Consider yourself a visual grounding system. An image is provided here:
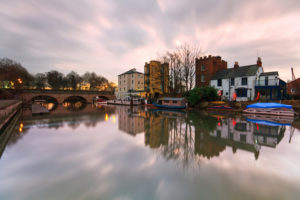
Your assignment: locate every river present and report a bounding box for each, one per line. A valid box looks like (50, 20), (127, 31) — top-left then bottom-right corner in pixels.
(0, 104), (300, 200)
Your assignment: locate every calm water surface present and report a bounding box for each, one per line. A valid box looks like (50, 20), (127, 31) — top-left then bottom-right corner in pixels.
(1, 104), (300, 200)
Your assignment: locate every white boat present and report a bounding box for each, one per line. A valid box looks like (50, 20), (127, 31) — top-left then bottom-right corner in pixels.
(107, 98), (142, 106)
(243, 103), (297, 117)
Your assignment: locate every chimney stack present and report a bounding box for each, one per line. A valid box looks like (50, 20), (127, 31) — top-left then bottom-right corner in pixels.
(234, 61), (239, 70)
(257, 57), (262, 67)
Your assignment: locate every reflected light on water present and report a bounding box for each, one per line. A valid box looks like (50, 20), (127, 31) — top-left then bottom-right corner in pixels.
(112, 115), (116, 123)
(19, 123), (23, 133)
(105, 113), (109, 121)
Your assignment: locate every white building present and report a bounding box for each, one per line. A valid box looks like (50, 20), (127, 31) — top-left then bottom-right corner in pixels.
(210, 58), (263, 101)
(116, 68), (144, 99)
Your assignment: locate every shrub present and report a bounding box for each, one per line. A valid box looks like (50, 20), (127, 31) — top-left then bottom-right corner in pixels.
(186, 86), (218, 106)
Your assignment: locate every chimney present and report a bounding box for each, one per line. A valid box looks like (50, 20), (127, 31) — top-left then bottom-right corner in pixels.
(257, 57), (262, 67)
(234, 61), (239, 70)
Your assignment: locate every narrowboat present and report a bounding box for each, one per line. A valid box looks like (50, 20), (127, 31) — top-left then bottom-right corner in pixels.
(243, 103), (297, 117)
(107, 96), (143, 106)
(152, 97), (186, 109)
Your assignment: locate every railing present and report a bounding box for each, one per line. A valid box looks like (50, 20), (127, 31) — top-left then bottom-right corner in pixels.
(255, 79), (279, 87)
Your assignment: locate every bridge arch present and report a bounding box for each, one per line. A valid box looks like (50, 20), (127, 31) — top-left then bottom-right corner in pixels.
(31, 95), (58, 111)
(95, 95), (109, 101)
(63, 95), (87, 103)
(63, 96), (87, 111)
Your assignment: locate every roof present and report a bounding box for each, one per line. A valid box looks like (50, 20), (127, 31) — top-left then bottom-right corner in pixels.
(119, 68), (143, 76)
(212, 65), (260, 80)
(260, 71), (278, 76)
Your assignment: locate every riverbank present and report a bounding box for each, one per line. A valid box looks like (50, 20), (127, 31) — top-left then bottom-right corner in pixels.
(0, 100), (22, 131)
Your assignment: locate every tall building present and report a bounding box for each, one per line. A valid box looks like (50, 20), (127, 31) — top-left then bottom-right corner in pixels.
(116, 68), (144, 99)
(144, 60), (169, 98)
(195, 55), (227, 87)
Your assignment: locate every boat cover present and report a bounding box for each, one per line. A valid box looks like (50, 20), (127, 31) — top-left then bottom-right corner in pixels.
(246, 103), (292, 109)
(246, 118), (291, 126)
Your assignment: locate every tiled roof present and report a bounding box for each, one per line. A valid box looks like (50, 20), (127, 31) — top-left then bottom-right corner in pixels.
(212, 65), (260, 80)
(260, 71), (278, 76)
(119, 68), (143, 76)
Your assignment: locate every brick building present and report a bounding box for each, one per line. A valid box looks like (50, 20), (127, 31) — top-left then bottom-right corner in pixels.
(144, 60), (169, 98)
(287, 78), (300, 99)
(195, 55), (227, 87)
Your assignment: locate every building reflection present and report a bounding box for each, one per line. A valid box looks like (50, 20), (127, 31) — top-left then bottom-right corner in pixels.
(116, 106), (144, 136)
(115, 106), (287, 162)
(144, 110), (171, 148)
(209, 117), (285, 160)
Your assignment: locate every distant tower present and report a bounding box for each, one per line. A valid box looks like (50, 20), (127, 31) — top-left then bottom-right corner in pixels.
(292, 67), (296, 81)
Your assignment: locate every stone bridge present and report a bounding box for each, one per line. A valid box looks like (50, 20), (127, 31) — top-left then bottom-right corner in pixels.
(19, 89), (115, 104)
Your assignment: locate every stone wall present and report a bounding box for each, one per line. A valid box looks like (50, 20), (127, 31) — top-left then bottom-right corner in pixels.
(0, 100), (22, 131)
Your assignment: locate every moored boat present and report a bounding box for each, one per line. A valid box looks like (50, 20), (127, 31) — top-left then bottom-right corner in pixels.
(107, 96), (143, 106)
(243, 103), (297, 117)
(152, 97), (186, 109)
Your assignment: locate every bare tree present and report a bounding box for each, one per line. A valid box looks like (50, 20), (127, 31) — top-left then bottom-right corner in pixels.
(158, 44), (202, 93)
(178, 44), (202, 91)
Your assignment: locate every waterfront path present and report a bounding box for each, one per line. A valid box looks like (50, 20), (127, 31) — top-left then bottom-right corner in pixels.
(0, 100), (20, 110)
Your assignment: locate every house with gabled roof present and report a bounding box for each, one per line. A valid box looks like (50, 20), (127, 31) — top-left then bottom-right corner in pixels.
(210, 58), (263, 101)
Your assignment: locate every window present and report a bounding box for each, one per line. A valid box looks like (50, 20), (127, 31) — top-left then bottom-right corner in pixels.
(265, 76), (269, 86)
(201, 75), (205, 82)
(235, 123), (247, 132)
(132, 80), (134, 84)
(236, 88), (247, 97)
(138, 81), (140, 84)
(240, 134), (247, 142)
(201, 65), (205, 71)
(241, 77), (248, 85)
(230, 78), (235, 86)
(173, 101), (177, 103)
(217, 79), (222, 87)
(217, 130), (221, 138)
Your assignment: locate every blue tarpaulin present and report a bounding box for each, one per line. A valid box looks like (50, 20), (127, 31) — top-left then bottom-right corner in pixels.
(246, 103), (292, 109)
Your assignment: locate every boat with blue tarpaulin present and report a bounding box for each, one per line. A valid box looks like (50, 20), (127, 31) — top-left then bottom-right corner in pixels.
(243, 102), (297, 117)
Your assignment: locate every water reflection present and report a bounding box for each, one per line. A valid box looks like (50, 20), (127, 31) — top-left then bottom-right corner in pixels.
(6, 105), (294, 163)
(115, 107), (292, 162)
(1, 105), (300, 200)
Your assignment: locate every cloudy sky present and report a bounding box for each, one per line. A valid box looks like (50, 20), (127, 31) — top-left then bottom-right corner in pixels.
(0, 0), (300, 82)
